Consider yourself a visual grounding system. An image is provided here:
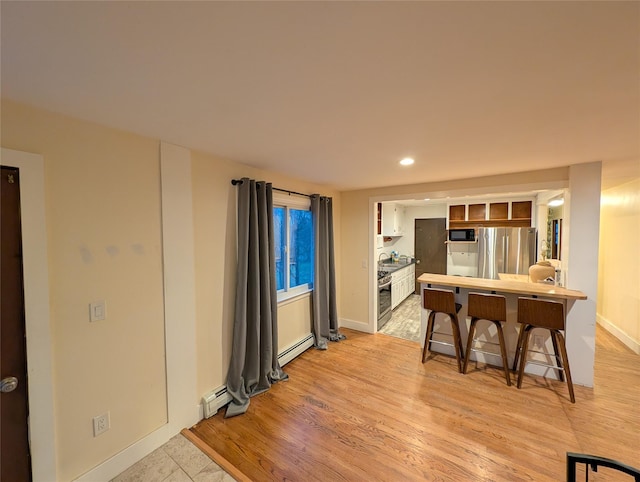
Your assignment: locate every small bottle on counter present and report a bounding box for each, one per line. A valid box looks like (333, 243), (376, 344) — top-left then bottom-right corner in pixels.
(555, 268), (562, 287)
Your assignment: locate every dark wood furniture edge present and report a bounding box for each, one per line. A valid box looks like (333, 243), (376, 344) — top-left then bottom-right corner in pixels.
(449, 219), (531, 229)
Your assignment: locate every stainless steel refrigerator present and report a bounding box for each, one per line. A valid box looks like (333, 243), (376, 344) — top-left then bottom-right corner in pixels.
(477, 227), (537, 279)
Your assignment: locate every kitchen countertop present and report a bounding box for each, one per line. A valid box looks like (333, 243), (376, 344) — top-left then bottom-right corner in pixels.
(497, 273), (530, 282)
(417, 273), (586, 300)
(378, 259), (415, 275)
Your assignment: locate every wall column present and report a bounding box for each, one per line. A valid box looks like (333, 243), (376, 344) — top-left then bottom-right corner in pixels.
(565, 161), (602, 387)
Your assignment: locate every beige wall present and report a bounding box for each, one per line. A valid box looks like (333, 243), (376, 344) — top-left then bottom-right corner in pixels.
(191, 150), (340, 397)
(2, 100), (341, 480)
(5, 95), (622, 477)
(598, 178), (640, 352)
(2, 100), (167, 480)
(339, 168), (569, 326)
(3, 96), (627, 476)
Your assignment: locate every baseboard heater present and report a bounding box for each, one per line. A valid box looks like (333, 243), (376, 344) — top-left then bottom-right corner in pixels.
(201, 333), (314, 418)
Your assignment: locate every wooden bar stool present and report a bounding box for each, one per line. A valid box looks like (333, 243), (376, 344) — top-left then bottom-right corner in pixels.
(422, 288), (464, 373)
(462, 293), (511, 386)
(513, 297), (575, 403)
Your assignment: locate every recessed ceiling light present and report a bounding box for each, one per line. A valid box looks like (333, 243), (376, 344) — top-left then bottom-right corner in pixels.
(424, 198), (430, 201)
(399, 157), (414, 166)
(549, 199), (564, 207)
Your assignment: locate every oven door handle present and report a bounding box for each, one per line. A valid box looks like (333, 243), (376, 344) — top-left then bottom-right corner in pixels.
(378, 280), (392, 289)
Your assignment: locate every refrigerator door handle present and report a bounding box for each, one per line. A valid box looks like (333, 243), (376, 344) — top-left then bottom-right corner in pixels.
(502, 235), (506, 274)
(505, 235), (509, 272)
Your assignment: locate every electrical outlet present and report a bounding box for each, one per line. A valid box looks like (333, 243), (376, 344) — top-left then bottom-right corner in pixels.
(93, 412), (110, 437)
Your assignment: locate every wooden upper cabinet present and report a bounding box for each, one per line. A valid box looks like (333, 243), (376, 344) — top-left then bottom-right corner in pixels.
(449, 205), (465, 221)
(512, 201), (533, 219)
(468, 204), (486, 221)
(449, 199), (533, 229)
(489, 202), (509, 220)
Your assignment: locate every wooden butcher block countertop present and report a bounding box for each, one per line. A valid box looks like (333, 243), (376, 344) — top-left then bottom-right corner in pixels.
(417, 273), (587, 301)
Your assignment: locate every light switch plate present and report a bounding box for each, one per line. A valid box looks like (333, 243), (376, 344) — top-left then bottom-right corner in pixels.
(90, 301), (106, 322)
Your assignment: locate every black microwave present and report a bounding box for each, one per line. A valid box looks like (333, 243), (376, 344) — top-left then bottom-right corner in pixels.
(449, 228), (475, 242)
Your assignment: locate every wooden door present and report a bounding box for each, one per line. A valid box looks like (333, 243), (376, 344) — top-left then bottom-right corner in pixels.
(414, 218), (447, 292)
(1, 166), (32, 480)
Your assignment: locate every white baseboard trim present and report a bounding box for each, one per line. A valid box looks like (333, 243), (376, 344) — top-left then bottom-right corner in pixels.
(75, 424), (174, 482)
(74, 403), (201, 482)
(77, 332), (315, 480)
(278, 333), (315, 367)
(596, 314), (640, 355)
(200, 333), (315, 419)
(339, 317), (374, 334)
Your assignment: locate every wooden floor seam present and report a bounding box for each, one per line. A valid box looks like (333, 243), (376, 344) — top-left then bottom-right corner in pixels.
(181, 428), (251, 482)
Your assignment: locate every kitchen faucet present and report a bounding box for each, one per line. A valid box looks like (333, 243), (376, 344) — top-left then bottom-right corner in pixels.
(378, 252), (389, 264)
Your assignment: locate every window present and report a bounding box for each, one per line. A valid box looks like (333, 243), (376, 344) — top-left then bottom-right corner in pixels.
(273, 192), (314, 301)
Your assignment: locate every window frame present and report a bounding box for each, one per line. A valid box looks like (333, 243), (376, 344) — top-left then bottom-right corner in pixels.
(273, 192), (314, 303)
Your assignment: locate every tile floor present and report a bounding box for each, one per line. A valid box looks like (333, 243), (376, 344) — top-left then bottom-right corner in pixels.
(378, 294), (421, 342)
(111, 433), (235, 482)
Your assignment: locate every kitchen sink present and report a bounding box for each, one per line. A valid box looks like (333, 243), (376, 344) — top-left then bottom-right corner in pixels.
(379, 260), (413, 268)
(379, 262), (401, 268)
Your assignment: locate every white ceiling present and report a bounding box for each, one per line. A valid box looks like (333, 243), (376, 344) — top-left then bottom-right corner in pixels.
(393, 188), (565, 208)
(2, 1), (638, 191)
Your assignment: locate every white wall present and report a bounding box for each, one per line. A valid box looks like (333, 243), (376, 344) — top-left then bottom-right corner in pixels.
(375, 203), (447, 261)
(447, 243), (478, 277)
(564, 162), (602, 386)
(1, 100), (341, 481)
(597, 178), (640, 353)
(536, 189), (566, 263)
(398, 204), (448, 256)
(3, 101), (168, 480)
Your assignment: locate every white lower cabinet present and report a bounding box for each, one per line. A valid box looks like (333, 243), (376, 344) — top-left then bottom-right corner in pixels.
(404, 265), (415, 300)
(391, 276), (400, 309)
(391, 264), (416, 310)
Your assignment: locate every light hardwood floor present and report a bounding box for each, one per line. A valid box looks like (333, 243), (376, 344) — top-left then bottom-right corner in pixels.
(191, 326), (639, 481)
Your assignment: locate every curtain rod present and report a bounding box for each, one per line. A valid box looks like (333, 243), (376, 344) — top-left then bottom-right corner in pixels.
(231, 179), (312, 199)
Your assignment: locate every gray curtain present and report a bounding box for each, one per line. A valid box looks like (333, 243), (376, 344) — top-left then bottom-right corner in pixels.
(311, 195), (344, 349)
(226, 178), (287, 418)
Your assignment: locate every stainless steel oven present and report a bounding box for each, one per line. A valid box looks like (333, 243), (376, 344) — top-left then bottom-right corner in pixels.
(378, 273), (392, 330)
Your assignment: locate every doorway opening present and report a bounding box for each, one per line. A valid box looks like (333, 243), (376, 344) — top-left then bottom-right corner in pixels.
(0, 148), (56, 480)
(1, 165), (32, 480)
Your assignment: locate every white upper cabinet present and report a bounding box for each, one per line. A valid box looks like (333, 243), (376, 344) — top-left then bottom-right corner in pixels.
(382, 203), (405, 236)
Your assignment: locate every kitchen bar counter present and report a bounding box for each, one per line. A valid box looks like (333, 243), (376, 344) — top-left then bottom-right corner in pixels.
(417, 273), (587, 383)
(496, 273), (529, 283)
(417, 273), (586, 300)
